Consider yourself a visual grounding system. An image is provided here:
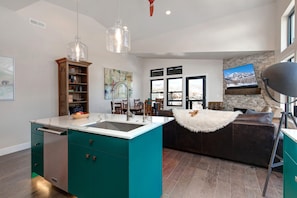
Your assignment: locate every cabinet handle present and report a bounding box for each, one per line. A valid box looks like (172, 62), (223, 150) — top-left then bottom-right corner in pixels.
(92, 156), (97, 161)
(34, 163), (38, 167)
(35, 143), (40, 146)
(295, 176), (297, 183)
(89, 139), (94, 145)
(85, 153), (90, 159)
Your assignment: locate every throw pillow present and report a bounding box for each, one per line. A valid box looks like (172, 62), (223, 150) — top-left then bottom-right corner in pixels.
(239, 109), (273, 124)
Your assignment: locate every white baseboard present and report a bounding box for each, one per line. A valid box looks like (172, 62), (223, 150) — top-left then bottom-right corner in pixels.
(0, 142), (30, 156)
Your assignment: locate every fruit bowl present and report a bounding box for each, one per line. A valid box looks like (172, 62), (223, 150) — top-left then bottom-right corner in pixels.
(71, 112), (89, 119)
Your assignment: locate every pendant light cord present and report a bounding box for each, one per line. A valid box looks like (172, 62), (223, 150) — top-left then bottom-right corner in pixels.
(76, 0), (79, 38)
(116, 0), (120, 21)
(67, 0), (88, 61)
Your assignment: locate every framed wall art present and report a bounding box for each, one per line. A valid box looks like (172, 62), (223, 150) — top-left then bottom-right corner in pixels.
(0, 56), (14, 101)
(104, 68), (133, 100)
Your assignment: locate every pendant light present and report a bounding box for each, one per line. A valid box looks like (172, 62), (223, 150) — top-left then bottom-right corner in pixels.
(67, 0), (88, 62)
(106, 0), (131, 53)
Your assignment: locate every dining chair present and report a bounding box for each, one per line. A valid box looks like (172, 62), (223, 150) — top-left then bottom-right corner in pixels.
(134, 99), (141, 107)
(122, 99), (128, 109)
(144, 99), (152, 116)
(155, 98), (164, 110)
(111, 101), (123, 114)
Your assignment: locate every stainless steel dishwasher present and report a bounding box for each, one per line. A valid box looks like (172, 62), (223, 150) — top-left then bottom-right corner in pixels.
(38, 127), (68, 192)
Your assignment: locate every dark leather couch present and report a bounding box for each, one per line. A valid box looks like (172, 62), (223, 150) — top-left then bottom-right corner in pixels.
(158, 110), (281, 168)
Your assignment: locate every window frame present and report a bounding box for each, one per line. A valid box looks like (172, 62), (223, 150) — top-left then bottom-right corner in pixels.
(167, 66), (183, 75)
(166, 77), (183, 107)
(150, 79), (164, 101)
(150, 68), (164, 77)
(287, 56), (296, 113)
(288, 8), (295, 46)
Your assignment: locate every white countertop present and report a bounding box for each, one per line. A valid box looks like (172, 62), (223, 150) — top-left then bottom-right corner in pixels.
(282, 128), (297, 143)
(31, 113), (174, 139)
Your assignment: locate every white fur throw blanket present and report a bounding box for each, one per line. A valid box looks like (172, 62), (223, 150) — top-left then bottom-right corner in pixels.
(172, 109), (242, 133)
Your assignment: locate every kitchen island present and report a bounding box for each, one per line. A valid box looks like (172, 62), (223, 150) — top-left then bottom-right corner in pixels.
(31, 113), (173, 198)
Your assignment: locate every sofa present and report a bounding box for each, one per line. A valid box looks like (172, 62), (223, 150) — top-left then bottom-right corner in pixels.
(158, 109), (282, 168)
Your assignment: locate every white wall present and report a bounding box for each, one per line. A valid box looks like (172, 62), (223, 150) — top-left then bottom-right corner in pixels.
(141, 59), (223, 109)
(276, 0), (297, 61)
(0, 1), (143, 155)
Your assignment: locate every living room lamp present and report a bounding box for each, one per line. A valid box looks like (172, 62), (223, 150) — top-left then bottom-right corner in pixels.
(67, 0), (88, 62)
(261, 62), (297, 196)
(106, 0), (131, 53)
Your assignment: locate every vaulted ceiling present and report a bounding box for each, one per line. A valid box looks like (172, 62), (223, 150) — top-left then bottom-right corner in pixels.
(0, 0), (276, 59)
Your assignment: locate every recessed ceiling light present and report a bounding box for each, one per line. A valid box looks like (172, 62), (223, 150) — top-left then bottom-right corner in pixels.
(165, 10), (171, 15)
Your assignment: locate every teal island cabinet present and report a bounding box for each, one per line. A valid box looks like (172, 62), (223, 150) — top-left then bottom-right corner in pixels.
(283, 129), (297, 198)
(30, 113), (172, 198)
(31, 123), (44, 177)
(68, 126), (162, 198)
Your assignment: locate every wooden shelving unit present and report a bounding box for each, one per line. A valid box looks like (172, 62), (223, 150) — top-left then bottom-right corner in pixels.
(225, 87), (261, 95)
(56, 57), (92, 116)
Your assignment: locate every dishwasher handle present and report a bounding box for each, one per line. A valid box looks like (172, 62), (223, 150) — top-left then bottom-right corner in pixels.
(37, 127), (66, 135)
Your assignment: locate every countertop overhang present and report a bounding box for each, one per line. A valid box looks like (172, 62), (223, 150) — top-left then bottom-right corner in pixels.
(31, 113), (174, 139)
(282, 128), (297, 143)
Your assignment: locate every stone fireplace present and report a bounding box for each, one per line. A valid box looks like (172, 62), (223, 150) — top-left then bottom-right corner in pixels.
(223, 51), (278, 111)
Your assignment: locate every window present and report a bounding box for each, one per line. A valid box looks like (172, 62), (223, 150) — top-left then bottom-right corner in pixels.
(167, 66), (182, 75)
(150, 66), (183, 107)
(150, 79), (164, 100)
(167, 77), (182, 106)
(150, 68), (164, 77)
(288, 8), (295, 46)
(287, 56), (296, 113)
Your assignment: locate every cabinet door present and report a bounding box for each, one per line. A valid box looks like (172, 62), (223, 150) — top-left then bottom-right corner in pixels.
(31, 123), (44, 177)
(31, 153), (43, 177)
(284, 135), (297, 161)
(68, 144), (128, 198)
(68, 129), (128, 156)
(31, 132), (43, 154)
(284, 135), (297, 198)
(284, 153), (297, 198)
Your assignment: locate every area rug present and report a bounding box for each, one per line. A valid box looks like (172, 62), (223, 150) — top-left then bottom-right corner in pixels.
(172, 109), (242, 132)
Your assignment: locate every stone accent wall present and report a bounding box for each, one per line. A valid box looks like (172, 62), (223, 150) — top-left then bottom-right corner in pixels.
(223, 51), (277, 111)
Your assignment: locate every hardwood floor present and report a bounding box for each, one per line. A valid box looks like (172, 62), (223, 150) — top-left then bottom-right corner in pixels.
(162, 148), (282, 198)
(0, 148), (282, 198)
(0, 149), (75, 198)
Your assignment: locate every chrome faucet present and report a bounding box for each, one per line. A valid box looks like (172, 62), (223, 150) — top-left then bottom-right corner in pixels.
(112, 81), (131, 121)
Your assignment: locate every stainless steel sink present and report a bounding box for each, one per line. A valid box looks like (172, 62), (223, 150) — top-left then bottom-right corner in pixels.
(86, 121), (144, 132)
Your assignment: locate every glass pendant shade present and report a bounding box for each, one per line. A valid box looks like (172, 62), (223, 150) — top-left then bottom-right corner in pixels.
(106, 19), (131, 53)
(67, 36), (88, 62)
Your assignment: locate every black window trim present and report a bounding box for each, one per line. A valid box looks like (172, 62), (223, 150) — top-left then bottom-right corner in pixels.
(167, 65), (183, 75)
(288, 8), (295, 46)
(166, 77), (183, 107)
(150, 78), (164, 101)
(150, 68), (164, 77)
